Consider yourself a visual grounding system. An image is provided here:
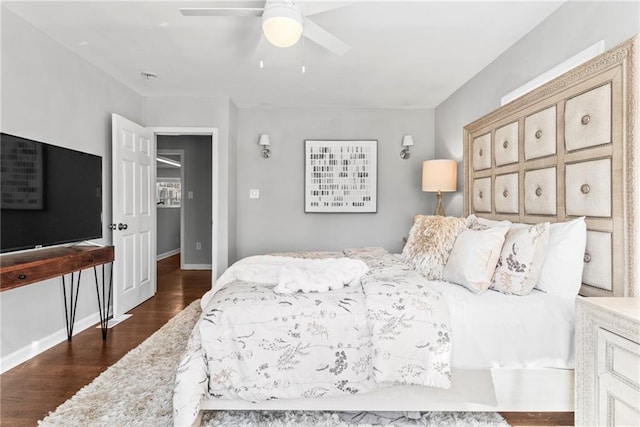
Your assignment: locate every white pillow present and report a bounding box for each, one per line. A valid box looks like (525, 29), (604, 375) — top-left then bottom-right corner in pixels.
(466, 214), (512, 230)
(443, 226), (509, 294)
(491, 223), (550, 296)
(536, 217), (587, 295)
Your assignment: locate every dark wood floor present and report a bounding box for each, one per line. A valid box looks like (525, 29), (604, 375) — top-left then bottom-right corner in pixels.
(0, 254), (573, 426)
(0, 254), (211, 426)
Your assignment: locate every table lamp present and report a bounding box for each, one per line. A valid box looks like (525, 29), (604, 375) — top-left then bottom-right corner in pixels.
(422, 159), (457, 216)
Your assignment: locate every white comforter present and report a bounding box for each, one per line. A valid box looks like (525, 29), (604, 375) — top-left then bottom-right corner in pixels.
(204, 255), (369, 297)
(173, 251), (452, 426)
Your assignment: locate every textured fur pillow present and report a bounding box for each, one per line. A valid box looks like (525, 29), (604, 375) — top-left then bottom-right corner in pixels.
(402, 215), (467, 279)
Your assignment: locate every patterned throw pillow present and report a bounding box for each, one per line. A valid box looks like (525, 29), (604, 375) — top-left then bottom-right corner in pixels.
(490, 223), (550, 295)
(466, 214), (513, 230)
(402, 215), (467, 280)
(442, 226), (510, 293)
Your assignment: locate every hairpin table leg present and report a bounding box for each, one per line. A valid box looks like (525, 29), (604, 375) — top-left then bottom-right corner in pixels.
(94, 262), (113, 340)
(61, 271), (82, 341)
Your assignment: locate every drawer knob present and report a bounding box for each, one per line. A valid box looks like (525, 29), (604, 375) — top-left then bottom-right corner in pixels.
(584, 252), (592, 263)
(479, 148), (483, 157)
(581, 114), (591, 125)
(503, 140), (509, 149)
(503, 189), (509, 198)
(535, 187), (543, 197)
(535, 130), (543, 139)
(479, 191), (484, 199)
(18, 274), (27, 280)
(581, 184), (591, 194)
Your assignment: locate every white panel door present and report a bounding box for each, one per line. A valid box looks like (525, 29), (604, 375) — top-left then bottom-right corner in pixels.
(111, 114), (156, 317)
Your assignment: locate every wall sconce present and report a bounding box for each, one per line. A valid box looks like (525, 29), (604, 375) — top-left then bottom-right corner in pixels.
(400, 135), (414, 159)
(422, 159), (457, 216)
(258, 134), (271, 158)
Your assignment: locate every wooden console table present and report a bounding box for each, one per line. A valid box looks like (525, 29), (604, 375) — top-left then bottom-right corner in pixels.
(0, 246), (115, 340)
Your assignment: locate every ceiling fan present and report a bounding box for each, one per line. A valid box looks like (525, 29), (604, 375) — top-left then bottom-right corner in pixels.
(179, 0), (350, 55)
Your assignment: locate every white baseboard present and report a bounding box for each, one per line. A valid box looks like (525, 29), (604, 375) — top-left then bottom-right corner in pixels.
(0, 312), (101, 374)
(96, 313), (132, 329)
(182, 264), (212, 270)
(157, 249), (180, 261)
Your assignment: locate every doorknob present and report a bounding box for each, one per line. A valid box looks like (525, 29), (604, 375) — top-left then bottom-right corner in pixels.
(109, 223), (117, 230)
(118, 223), (128, 230)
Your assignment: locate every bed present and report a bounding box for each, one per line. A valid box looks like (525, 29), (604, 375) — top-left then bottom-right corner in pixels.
(173, 35), (638, 427)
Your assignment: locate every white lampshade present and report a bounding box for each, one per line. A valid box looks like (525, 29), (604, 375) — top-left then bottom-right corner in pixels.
(258, 134), (271, 146)
(261, 4), (303, 48)
(422, 159), (457, 192)
(402, 135), (415, 147)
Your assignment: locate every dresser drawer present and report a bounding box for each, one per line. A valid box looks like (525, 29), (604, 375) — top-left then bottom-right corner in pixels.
(598, 328), (640, 388)
(597, 327), (640, 426)
(72, 248), (114, 270)
(598, 373), (640, 427)
(0, 246), (114, 291)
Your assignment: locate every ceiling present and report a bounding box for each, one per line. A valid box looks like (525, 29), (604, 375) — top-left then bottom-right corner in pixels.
(3, 1), (565, 108)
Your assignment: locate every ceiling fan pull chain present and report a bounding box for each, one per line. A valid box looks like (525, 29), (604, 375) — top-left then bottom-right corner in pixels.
(301, 36), (306, 74)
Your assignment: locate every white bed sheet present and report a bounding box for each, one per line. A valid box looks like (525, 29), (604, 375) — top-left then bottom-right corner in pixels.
(429, 281), (576, 369)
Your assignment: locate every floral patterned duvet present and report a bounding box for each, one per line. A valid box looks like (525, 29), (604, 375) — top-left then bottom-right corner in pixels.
(173, 248), (451, 426)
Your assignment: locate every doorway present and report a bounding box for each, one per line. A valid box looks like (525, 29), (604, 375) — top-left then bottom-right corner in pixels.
(156, 150), (184, 262)
(151, 128), (218, 275)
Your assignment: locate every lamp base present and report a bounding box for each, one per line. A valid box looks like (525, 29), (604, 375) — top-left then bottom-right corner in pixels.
(434, 191), (445, 216)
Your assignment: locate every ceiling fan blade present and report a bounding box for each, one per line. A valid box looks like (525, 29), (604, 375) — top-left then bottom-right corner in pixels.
(302, 17), (349, 55)
(297, 1), (349, 17)
(180, 7), (263, 17)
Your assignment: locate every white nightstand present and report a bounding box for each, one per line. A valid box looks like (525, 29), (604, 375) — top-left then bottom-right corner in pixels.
(575, 297), (640, 426)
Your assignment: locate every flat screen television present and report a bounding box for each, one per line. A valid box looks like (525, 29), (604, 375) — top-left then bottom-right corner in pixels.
(1, 132), (102, 253)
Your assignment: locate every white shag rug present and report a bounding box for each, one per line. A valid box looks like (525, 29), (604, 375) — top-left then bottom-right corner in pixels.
(39, 300), (509, 427)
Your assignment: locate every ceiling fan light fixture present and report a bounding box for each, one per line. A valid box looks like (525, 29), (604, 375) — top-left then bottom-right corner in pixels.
(261, 3), (303, 48)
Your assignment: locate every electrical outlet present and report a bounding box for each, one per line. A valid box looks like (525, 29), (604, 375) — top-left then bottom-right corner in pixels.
(249, 189), (260, 199)
(196, 242), (202, 250)
(188, 191), (194, 199)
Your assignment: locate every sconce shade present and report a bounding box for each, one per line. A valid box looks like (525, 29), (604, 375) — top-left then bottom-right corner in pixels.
(258, 134), (271, 146)
(258, 134), (272, 158)
(402, 135), (415, 147)
(261, 3), (303, 48)
(422, 159), (457, 192)
(400, 134), (414, 159)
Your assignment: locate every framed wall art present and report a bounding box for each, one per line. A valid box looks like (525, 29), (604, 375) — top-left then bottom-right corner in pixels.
(304, 139), (377, 213)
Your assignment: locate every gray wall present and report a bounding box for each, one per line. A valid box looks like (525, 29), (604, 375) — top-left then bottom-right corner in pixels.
(235, 108), (435, 259)
(0, 8), (143, 360)
(157, 208), (181, 256)
(228, 101), (239, 264)
(434, 0), (640, 217)
(157, 136), (212, 267)
(156, 167), (181, 257)
(143, 97), (230, 276)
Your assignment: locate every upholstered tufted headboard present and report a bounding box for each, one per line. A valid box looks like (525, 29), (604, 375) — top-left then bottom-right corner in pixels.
(463, 35), (638, 297)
